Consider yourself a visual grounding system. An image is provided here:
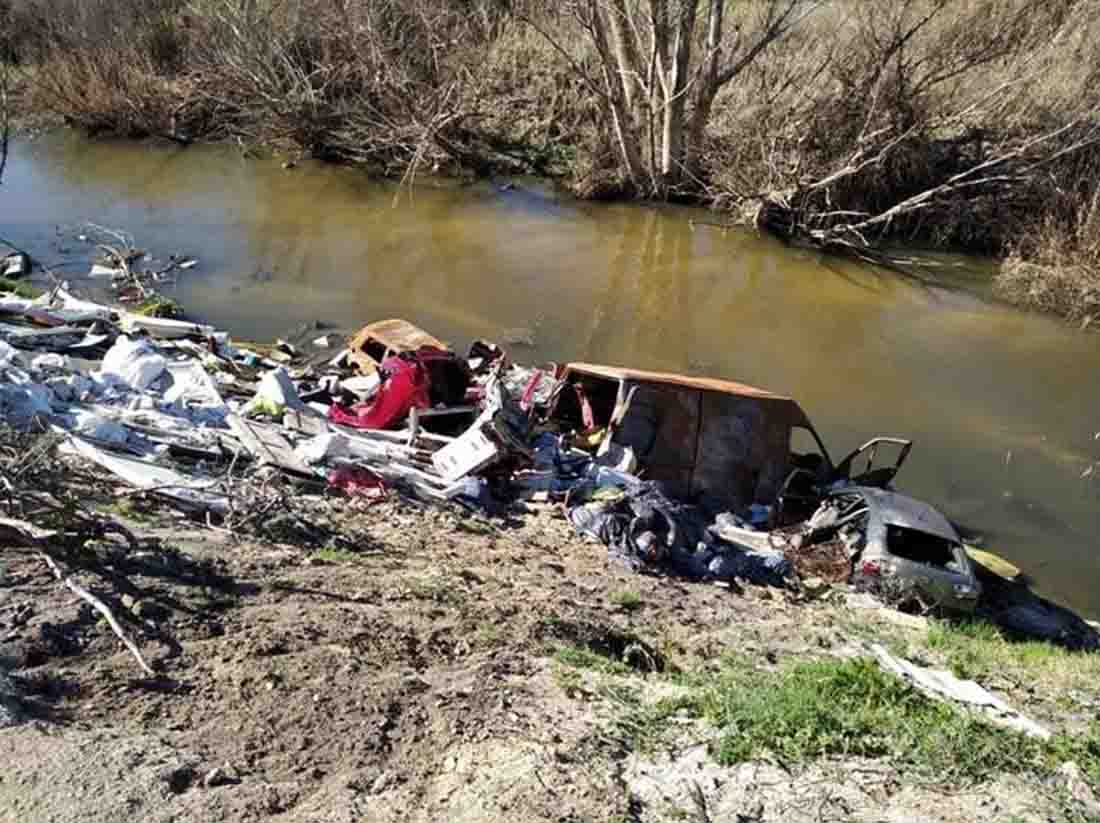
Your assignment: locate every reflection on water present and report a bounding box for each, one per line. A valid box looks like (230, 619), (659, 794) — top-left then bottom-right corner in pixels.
(4, 132), (1099, 617)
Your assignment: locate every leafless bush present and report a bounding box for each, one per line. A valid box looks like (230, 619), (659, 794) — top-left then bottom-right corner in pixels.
(15, 0), (516, 169)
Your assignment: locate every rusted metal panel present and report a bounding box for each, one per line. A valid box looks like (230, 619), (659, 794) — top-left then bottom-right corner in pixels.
(614, 383), (699, 499)
(551, 361), (823, 510)
(346, 319), (446, 374)
(563, 362), (795, 403)
(692, 394), (795, 509)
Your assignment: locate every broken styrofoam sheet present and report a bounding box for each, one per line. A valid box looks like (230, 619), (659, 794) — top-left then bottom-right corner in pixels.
(88, 263), (124, 278)
(340, 373), (380, 399)
(295, 432), (402, 466)
(2, 253), (29, 278)
(869, 643), (1051, 739)
(31, 353), (70, 372)
(119, 313), (216, 340)
(61, 435), (229, 515)
(331, 456), (480, 503)
(83, 403), (226, 451)
(0, 340), (23, 366)
(68, 410), (130, 445)
(0, 296), (37, 316)
(710, 515), (779, 553)
(49, 287), (115, 322)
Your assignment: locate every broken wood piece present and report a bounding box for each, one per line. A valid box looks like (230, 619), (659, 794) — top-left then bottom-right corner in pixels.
(284, 408), (330, 437)
(226, 414), (315, 477)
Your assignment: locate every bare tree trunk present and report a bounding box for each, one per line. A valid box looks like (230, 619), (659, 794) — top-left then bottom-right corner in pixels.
(659, 0), (697, 187)
(688, 0), (815, 177)
(605, 0), (642, 111)
(589, 2), (648, 190)
(685, 0), (723, 176)
(0, 62), (9, 186)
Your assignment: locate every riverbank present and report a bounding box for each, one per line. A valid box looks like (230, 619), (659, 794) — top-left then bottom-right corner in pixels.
(2, 448), (1099, 822)
(0, 235), (1098, 820)
(3, 1), (1100, 326)
(4, 134), (1100, 622)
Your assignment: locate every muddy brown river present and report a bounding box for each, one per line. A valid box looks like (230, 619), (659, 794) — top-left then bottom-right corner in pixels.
(3, 132), (1098, 618)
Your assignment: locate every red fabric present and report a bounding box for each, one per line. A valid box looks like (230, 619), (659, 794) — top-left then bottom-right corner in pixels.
(327, 466), (386, 501)
(520, 368), (544, 412)
(573, 384), (596, 430)
(328, 355), (431, 430)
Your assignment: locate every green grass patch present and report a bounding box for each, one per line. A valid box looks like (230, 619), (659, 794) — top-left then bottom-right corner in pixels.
(609, 589), (643, 612)
(133, 295), (183, 318)
(615, 654), (1100, 787)
(555, 643), (634, 676)
(314, 547), (366, 564)
(926, 619), (1100, 690)
(0, 277), (43, 299)
(704, 658), (1039, 782)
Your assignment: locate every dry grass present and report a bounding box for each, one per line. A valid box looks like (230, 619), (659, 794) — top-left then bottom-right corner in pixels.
(997, 184), (1100, 323)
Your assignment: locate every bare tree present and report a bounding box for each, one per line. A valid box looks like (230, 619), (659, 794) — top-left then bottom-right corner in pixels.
(746, 0), (1100, 260)
(526, 0), (822, 197)
(0, 61), (9, 185)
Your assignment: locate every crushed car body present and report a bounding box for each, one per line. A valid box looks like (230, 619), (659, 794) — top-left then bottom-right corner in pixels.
(346, 318), (447, 375)
(810, 487), (982, 612)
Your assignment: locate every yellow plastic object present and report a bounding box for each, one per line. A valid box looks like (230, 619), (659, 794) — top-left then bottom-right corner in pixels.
(965, 546), (1022, 581)
(575, 427), (608, 452)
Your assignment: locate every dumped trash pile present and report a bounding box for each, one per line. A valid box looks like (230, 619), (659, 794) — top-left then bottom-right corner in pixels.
(1, 239), (1097, 653)
(0, 283), (803, 587)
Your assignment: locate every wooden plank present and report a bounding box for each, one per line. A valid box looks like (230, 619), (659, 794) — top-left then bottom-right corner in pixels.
(227, 414), (315, 476)
(284, 408), (331, 437)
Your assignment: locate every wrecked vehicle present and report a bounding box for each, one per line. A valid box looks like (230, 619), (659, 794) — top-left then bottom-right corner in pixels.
(346, 318), (447, 374)
(809, 487), (982, 612)
(547, 362), (912, 519)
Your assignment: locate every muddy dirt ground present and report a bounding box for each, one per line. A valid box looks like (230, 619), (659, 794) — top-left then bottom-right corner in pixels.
(0, 494), (1093, 822)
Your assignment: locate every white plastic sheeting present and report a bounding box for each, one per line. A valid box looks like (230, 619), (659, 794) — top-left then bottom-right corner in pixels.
(98, 336), (167, 391)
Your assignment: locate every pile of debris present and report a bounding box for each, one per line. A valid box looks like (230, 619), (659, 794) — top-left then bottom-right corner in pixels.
(0, 247), (1096, 651)
(0, 288), (798, 584)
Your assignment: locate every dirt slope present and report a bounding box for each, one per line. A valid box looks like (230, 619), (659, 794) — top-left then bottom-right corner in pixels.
(0, 499), (1090, 822)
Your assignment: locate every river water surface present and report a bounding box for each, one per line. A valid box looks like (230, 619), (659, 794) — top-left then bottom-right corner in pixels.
(4, 133), (1098, 617)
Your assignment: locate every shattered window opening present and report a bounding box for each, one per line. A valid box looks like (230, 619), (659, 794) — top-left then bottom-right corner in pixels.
(553, 375), (619, 431)
(885, 525), (958, 569)
(789, 426), (826, 466)
(359, 338), (388, 365)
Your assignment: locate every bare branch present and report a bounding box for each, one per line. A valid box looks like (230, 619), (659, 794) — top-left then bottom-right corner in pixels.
(39, 552), (157, 678)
